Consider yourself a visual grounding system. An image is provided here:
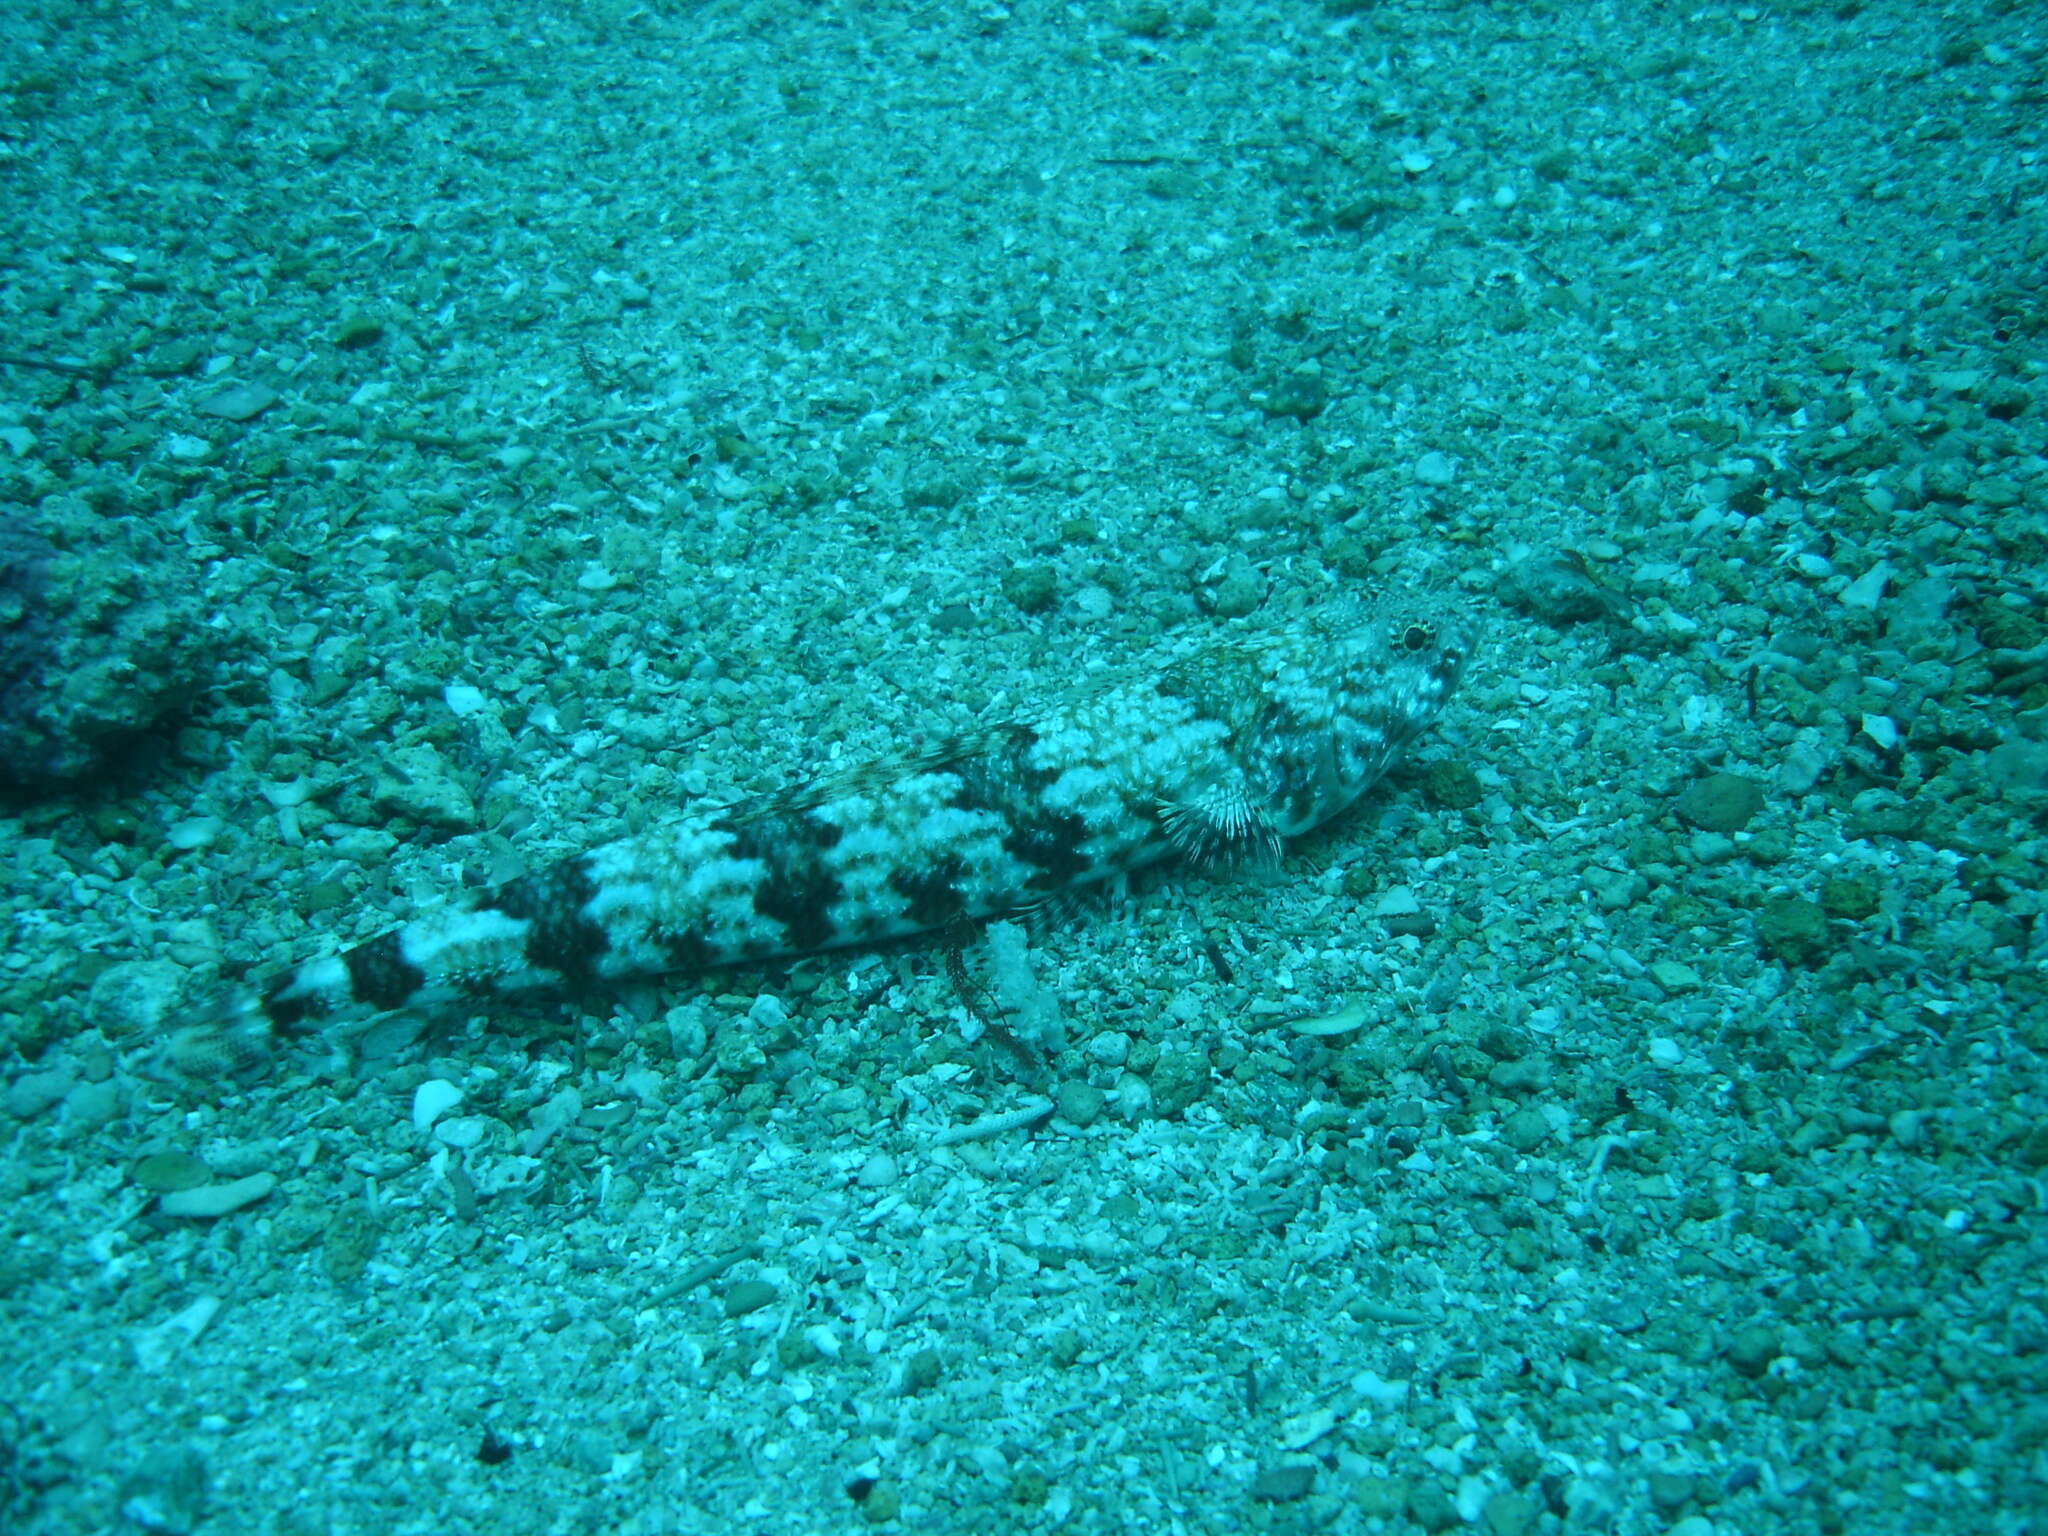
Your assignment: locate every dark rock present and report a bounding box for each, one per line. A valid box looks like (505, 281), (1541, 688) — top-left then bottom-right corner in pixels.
(0, 504), (227, 793)
(1000, 563), (1057, 614)
(1250, 1461), (1317, 1502)
(1756, 895), (1831, 966)
(1499, 551), (1627, 626)
(1675, 772), (1764, 833)
(723, 1278), (777, 1318)
(1726, 1321), (1781, 1378)
(1251, 367), (1328, 421)
(193, 381), (277, 421)
(1423, 759), (1483, 810)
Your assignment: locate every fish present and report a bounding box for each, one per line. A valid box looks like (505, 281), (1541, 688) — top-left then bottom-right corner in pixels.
(163, 597), (1470, 1076)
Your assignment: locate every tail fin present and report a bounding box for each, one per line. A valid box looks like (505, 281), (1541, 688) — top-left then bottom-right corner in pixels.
(150, 903), (555, 1083)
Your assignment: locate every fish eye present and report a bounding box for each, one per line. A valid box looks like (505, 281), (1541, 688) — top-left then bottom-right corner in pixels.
(1394, 620), (1437, 653)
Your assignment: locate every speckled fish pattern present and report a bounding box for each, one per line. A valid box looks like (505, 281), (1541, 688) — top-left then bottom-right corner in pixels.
(242, 604), (1469, 1039)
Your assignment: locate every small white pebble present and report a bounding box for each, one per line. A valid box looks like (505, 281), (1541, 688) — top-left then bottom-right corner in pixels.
(1287, 1001), (1372, 1038)
(1454, 1475), (1491, 1523)
(1648, 1037), (1685, 1068)
(1351, 1370), (1410, 1408)
(443, 683), (488, 717)
(1413, 450), (1457, 487)
(1689, 831), (1737, 866)
(1860, 714), (1899, 751)
(164, 817), (222, 851)
(1399, 150), (1433, 174)
(1648, 959), (1701, 993)
(1792, 552), (1833, 579)
(1113, 1072), (1153, 1121)
(856, 1152), (898, 1189)
(435, 1115), (493, 1150)
(930, 1098), (1053, 1148)
(1074, 584), (1116, 620)
(1086, 1031), (1130, 1068)
(1278, 1406), (1339, 1451)
(1375, 886), (1421, 918)
(1840, 560), (1891, 610)
(259, 777), (313, 809)
(1490, 184), (1517, 209)
(159, 1172), (277, 1218)
(412, 1078), (463, 1133)
(133, 1295), (223, 1374)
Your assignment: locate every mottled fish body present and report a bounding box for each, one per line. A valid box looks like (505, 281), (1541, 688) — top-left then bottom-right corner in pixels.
(184, 601), (1468, 1064)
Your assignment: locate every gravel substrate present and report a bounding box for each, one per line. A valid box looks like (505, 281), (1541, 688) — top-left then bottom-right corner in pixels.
(2, 2), (2045, 1533)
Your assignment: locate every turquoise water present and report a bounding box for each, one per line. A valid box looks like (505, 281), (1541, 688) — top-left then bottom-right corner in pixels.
(0, 2), (2043, 1532)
